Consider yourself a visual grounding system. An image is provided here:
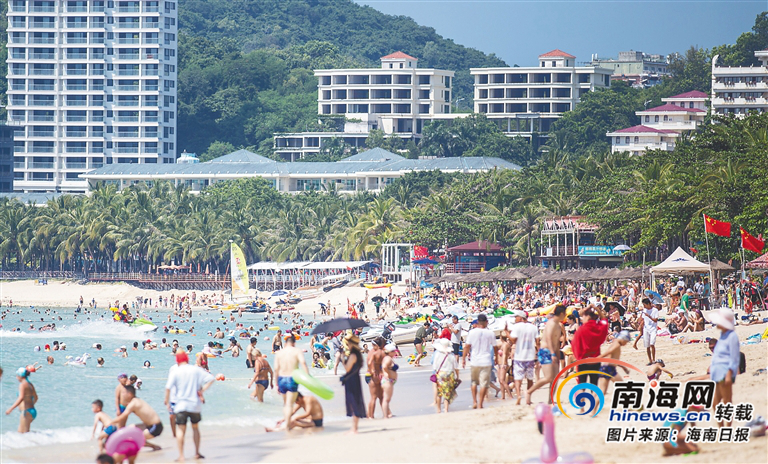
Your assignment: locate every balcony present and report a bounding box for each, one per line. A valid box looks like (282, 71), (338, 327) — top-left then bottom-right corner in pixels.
(31, 53), (55, 59)
(65, 147), (87, 153)
(31, 162), (55, 167)
(143, 84), (159, 91)
(118, 6), (140, 12)
(91, 84), (105, 91)
(91, 37), (105, 44)
(117, 100), (139, 107)
(91, 52), (105, 59)
(66, 6), (88, 12)
(31, 6), (57, 12)
(65, 22), (89, 29)
(66, 162), (87, 169)
(118, 54), (140, 60)
(115, 147), (139, 153)
(117, 70), (140, 76)
(65, 69), (88, 76)
(31, 69), (55, 76)
(144, 38), (159, 44)
(117, 22), (140, 29)
(117, 132), (139, 138)
(30, 100), (55, 106)
(30, 37), (56, 44)
(9, 83), (25, 91)
(89, 131), (104, 137)
(118, 38), (140, 44)
(144, 116), (158, 122)
(144, 132), (158, 139)
(65, 100), (88, 106)
(30, 84), (55, 91)
(30, 115), (55, 122)
(14, 162), (25, 169)
(117, 85), (139, 91)
(67, 84), (88, 91)
(66, 131), (87, 137)
(30, 131), (55, 137)
(67, 53), (88, 59)
(66, 37), (88, 44)
(66, 116), (88, 122)
(90, 115), (105, 122)
(116, 116), (139, 122)
(90, 21), (105, 28)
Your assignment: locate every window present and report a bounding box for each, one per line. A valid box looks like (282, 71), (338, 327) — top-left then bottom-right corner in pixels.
(654, 115), (659, 122)
(663, 115), (668, 121)
(625, 137), (630, 144)
(644, 116), (649, 122)
(633, 137), (639, 143)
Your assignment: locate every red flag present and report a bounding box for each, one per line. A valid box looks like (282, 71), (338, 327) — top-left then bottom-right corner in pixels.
(740, 227), (765, 254)
(704, 215), (731, 237)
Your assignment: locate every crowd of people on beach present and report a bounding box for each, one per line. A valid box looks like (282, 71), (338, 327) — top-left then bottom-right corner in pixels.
(1, 272), (766, 462)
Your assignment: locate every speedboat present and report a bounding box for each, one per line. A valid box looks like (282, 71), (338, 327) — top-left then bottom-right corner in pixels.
(391, 324), (421, 345)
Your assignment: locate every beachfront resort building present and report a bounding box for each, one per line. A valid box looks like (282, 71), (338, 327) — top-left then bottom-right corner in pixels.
(80, 147), (520, 193)
(539, 216), (623, 269)
(5, 0), (178, 193)
(607, 90), (708, 155)
(273, 52), (457, 161)
(470, 50), (612, 142)
(590, 50), (670, 88)
(711, 50), (768, 116)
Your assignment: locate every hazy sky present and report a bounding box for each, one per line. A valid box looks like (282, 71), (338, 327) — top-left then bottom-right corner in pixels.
(354, 0), (766, 66)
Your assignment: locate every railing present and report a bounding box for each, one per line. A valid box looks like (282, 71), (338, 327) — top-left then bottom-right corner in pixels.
(30, 131), (55, 137)
(31, 38), (56, 44)
(66, 131), (87, 137)
(30, 85), (55, 91)
(67, 53), (88, 59)
(65, 147), (87, 153)
(118, 54), (140, 60)
(31, 161), (55, 168)
(31, 7), (57, 12)
(31, 69), (55, 76)
(118, 38), (140, 44)
(30, 99), (55, 106)
(117, 85), (139, 91)
(31, 53), (54, 59)
(444, 262), (488, 274)
(0, 271), (79, 280)
(66, 162), (87, 169)
(30, 115), (55, 122)
(67, 85), (88, 91)
(539, 245), (579, 257)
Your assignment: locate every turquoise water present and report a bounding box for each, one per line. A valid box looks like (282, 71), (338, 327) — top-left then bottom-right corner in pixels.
(0, 307), (319, 450)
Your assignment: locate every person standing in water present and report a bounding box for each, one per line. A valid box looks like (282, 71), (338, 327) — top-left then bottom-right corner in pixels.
(273, 335), (309, 431)
(5, 367), (38, 433)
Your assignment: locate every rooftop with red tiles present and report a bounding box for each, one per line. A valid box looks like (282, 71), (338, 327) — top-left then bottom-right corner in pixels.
(539, 49), (576, 59)
(380, 51), (418, 61)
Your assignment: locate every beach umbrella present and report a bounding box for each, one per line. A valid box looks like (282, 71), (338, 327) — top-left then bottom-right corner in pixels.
(644, 290), (664, 305)
(613, 245), (631, 252)
(371, 296), (385, 302)
(310, 317), (369, 335)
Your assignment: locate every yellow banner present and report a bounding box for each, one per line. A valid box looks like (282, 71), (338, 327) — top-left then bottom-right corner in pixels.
(230, 243), (249, 295)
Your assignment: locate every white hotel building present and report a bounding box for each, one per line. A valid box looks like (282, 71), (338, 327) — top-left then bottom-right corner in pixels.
(6, 0), (178, 193)
(471, 50), (612, 140)
(711, 50), (768, 117)
(274, 52), (456, 161)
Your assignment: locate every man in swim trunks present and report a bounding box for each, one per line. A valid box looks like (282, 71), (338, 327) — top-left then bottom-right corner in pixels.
(265, 392), (324, 431)
(245, 336), (259, 369)
(5, 367), (38, 433)
(598, 330), (631, 394)
(114, 373), (131, 427)
(273, 334), (309, 431)
(272, 330), (284, 353)
(110, 385), (163, 451)
(526, 304), (566, 405)
(247, 349), (274, 402)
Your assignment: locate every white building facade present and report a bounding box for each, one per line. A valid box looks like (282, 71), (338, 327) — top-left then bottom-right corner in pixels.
(606, 125), (679, 156)
(471, 50), (612, 139)
(274, 52), (455, 161)
(711, 50), (768, 117)
(6, 0), (178, 193)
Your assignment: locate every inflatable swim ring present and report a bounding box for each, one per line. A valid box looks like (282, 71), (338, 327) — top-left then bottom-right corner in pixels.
(268, 326), (280, 331)
(292, 368), (334, 400)
(105, 425), (145, 457)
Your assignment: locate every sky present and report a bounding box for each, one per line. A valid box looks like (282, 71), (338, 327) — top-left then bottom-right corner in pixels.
(354, 0), (766, 66)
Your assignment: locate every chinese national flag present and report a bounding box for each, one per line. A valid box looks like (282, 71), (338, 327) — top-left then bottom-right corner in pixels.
(704, 215), (731, 237)
(740, 227), (765, 254)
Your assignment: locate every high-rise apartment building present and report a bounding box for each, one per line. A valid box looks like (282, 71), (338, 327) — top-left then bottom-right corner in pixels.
(6, 0), (178, 193)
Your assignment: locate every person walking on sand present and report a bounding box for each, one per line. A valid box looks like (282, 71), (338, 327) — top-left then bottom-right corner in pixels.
(433, 338), (460, 413)
(110, 385), (163, 451)
(526, 304), (567, 405)
(164, 351), (215, 462)
(708, 307), (740, 427)
(462, 314), (497, 409)
(5, 367), (38, 433)
(247, 349), (273, 402)
(366, 337), (385, 418)
(273, 334), (309, 431)
(634, 298), (658, 364)
(340, 331), (367, 433)
(510, 310), (539, 405)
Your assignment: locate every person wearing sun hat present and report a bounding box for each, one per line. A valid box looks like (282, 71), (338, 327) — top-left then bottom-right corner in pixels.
(708, 307), (740, 426)
(340, 330), (366, 433)
(432, 338), (460, 413)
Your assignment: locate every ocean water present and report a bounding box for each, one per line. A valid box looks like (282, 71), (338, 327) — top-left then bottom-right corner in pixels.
(0, 307), (320, 450)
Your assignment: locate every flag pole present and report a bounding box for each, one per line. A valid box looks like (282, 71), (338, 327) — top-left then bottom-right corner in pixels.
(703, 214), (715, 290)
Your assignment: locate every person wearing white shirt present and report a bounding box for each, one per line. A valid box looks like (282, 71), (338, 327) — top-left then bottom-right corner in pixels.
(509, 310), (539, 405)
(462, 314), (497, 409)
(164, 351), (215, 461)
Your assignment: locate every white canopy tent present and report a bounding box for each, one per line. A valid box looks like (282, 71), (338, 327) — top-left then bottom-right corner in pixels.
(651, 247), (710, 274)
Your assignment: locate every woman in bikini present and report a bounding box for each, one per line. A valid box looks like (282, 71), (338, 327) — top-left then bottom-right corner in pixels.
(247, 350), (273, 402)
(381, 344), (399, 418)
(6, 367), (38, 433)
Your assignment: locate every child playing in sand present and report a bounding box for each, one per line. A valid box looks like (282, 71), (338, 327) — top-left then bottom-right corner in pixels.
(646, 360), (673, 381)
(662, 406), (702, 457)
(91, 399), (115, 452)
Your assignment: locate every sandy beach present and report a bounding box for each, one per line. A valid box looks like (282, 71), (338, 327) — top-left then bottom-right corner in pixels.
(1, 286), (766, 464)
(0, 279), (385, 318)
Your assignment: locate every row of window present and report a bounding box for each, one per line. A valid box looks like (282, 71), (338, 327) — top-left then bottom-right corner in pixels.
(476, 103), (572, 113)
(8, 109), (174, 123)
(319, 89), (450, 101)
(614, 136), (670, 144)
(22, 125), (164, 137)
(715, 92), (766, 101)
(715, 76), (768, 85)
(9, 16), (170, 29)
(9, 94), (168, 106)
(9, 47), (174, 60)
(476, 73), (592, 85)
(15, 141), (161, 155)
(9, 1), (171, 14)
(318, 75), (448, 86)
(477, 88), (573, 99)
(8, 78), (164, 91)
(9, 31), (175, 45)
(9, 63), (176, 77)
